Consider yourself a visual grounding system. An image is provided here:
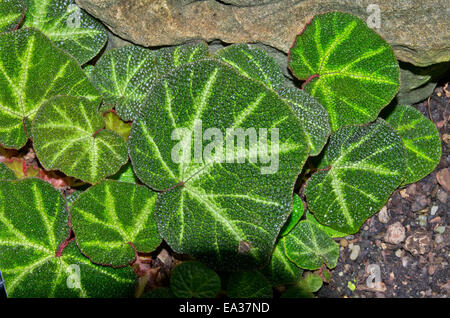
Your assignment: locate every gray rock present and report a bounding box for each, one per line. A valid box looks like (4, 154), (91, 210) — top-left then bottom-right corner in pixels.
(75, 0), (450, 67)
(384, 222), (406, 244)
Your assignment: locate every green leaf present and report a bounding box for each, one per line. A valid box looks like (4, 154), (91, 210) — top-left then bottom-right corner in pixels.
(70, 180), (161, 266)
(214, 44), (330, 156)
(23, 0), (107, 64)
(215, 43), (285, 91)
(170, 261), (221, 298)
(289, 12), (400, 131)
(305, 119), (407, 233)
(109, 162), (140, 184)
(0, 178), (136, 297)
(262, 239), (303, 286)
(31, 96), (128, 184)
(282, 220), (339, 270)
(129, 59), (309, 270)
(305, 211), (349, 238)
(280, 193), (304, 237)
(0, 28), (101, 149)
(91, 42), (209, 120)
(278, 88), (330, 155)
(385, 105), (442, 185)
(0, 0), (25, 33)
(227, 270), (273, 298)
(0, 162), (16, 180)
(300, 272), (323, 292)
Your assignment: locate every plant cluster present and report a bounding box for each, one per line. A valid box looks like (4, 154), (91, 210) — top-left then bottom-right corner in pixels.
(0, 0), (442, 298)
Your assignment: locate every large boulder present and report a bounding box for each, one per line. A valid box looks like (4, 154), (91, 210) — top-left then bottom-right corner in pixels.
(76, 0), (450, 66)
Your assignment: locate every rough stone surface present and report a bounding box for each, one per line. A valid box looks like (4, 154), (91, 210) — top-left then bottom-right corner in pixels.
(404, 229), (432, 256)
(75, 0), (450, 67)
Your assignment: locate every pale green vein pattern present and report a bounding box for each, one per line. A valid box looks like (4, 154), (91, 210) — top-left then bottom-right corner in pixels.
(129, 59), (309, 270)
(215, 44), (285, 91)
(23, 0), (107, 64)
(31, 96), (128, 184)
(385, 105), (442, 185)
(70, 180), (161, 266)
(92, 42), (209, 120)
(0, 178), (136, 298)
(215, 44), (330, 156)
(305, 119), (407, 233)
(262, 239), (303, 286)
(282, 220), (339, 270)
(0, 28), (101, 149)
(288, 12), (400, 131)
(0, 0), (25, 32)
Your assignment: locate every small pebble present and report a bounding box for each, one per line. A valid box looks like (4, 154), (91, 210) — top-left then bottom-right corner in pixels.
(378, 206), (390, 223)
(435, 234), (444, 244)
(417, 215), (427, 227)
(338, 272), (344, 277)
(384, 222), (406, 244)
(430, 206), (438, 216)
(435, 225), (446, 234)
(436, 189), (447, 204)
(349, 244), (361, 260)
(340, 239), (348, 247)
(395, 249), (403, 258)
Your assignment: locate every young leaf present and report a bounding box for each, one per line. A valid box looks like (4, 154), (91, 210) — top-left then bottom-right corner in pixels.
(70, 180), (161, 266)
(288, 12), (400, 131)
(262, 239), (303, 286)
(277, 88), (330, 155)
(0, 178), (136, 297)
(0, 0), (25, 33)
(385, 105), (442, 185)
(129, 59), (309, 270)
(0, 162), (16, 180)
(227, 270), (273, 298)
(170, 261), (221, 298)
(91, 42), (209, 120)
(103, 111), (131, 141)
(215, 43), (285, 91)
(305, 211), (350, 238)
(282, 220), (339, 270)
(305, 119), (407, 233)
(31, 96), (128, 184)
(0, 28), (101, 149)
(23, 0), (107, 64)
(281, 272), (323, 298)
(215, 44), (330, 156)
(280, 193), (304, 237)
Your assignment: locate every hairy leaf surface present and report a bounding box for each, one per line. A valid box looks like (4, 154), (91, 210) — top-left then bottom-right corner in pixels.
(91, 42), (209, 120)
(70, 180), (161, 266)
(385, 105), (442, 185)
(305, 119), (407, 233)
(216, 44), (330, 155)
(282, 220), (339, 270)
(280, 193), (304, 237)
(0, 28), (100, 149)
(0, 162), (16, 180)
(23, 0), (107, 64)
(129, 59), (309, 270)
(278, 88), (330, 155)
(262, 239), (303, 286)
(32, 96), (128, 184)
(0, 0), (25, 32)
(305, 211), (349, 238)
(0, 178), (136, 297)
(227, 270), (273, 298)
(170, 261), (221, 298)
(289, 12), (400, 131)
(215, 44), (285, 91)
